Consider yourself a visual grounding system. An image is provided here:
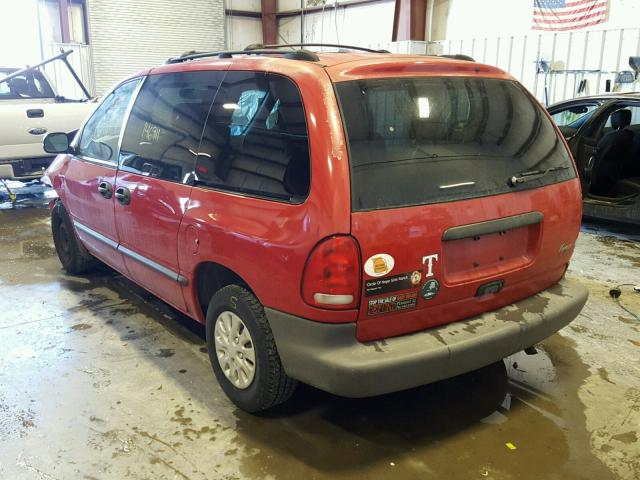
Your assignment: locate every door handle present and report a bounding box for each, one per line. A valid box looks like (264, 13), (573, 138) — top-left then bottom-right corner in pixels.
(115, 186), (131, 205)
(27, 108), (44, 118)
(98, 181), (113, 199)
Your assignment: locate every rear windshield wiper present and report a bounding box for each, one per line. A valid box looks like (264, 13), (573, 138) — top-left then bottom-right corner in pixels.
(508, 166), (569, 187)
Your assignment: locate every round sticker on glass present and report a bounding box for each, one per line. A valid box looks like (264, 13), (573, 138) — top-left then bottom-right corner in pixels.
(422, 279), (440, 300)
(364, 253), (395, 277)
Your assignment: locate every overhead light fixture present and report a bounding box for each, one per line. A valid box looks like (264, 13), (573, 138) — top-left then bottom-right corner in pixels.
(223, 103), (239, 110)
(418, 97), (430, 118)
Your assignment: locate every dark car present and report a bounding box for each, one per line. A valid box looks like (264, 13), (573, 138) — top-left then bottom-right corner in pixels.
(548, 92), (640, 225)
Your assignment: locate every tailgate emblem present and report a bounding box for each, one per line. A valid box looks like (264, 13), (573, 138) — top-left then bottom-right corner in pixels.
(364, 253), (395, 277)
(28, 127), (47, 135)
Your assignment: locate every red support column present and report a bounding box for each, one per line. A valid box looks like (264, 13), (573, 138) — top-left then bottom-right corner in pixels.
(261, 0), (278, 45)
(58, 0), (71, 43)
(392, 0), (427, 41)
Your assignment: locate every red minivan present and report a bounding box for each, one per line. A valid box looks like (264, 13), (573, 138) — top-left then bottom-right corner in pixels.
(43, 45), (588, 412)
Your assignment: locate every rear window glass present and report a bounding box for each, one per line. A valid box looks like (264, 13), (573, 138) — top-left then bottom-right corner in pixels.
(0, 69), (54, 99)
(336, 77), (575, 211)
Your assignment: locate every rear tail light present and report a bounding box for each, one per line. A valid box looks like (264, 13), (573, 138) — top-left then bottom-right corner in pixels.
(302, 235), (361, 310)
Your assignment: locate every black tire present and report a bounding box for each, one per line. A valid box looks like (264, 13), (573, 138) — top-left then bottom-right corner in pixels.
(51, 201), (98, 274)
(205, 285), (297, 412)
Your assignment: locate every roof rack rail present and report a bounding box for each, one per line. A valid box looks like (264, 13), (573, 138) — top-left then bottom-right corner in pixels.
(166, 48), (320, 64)
(246, 43), (390, 54)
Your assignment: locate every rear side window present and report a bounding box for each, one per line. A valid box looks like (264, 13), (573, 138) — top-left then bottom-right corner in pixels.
(336, 77), (575, 211)
(77, 79), (140, 163)
(119, 71), (224, 183)
(197, 71), (310, 202)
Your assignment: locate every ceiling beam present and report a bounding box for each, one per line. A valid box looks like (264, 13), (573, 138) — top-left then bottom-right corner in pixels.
(392, 0), (427, 41)
(225, 0), (393, 20)
(261, 0), (278, 45)
(58, 0), (71, 43)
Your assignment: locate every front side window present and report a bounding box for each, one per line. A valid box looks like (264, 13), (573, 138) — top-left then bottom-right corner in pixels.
(77, 79), (140, 163)
(197, 71), (310, 202)
(119, 71), (223, 183)
(336, 77), (576, 211)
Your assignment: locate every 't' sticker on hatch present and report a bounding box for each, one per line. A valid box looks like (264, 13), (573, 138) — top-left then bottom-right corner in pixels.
(364, 253), (395, 277)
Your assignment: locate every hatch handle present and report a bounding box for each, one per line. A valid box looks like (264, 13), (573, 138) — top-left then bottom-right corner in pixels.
(442, 212), (543, 241)
(476, 280), (504, 297)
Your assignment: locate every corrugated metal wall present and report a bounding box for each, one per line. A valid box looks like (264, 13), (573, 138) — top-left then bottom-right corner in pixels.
(86, 0), (225, 95)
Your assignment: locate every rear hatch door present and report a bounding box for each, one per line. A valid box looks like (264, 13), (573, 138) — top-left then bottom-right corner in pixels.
(335, 75), (582, 342)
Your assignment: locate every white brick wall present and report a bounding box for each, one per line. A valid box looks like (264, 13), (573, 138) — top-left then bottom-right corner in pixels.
(86, 0), (225, 95)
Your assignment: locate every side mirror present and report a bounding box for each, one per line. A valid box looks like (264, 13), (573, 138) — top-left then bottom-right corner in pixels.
(43, 132), (70, 154)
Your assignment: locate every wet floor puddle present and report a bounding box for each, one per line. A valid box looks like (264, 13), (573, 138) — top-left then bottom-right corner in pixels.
(91, 336), (619, 480)
(224, 336), (616, 480)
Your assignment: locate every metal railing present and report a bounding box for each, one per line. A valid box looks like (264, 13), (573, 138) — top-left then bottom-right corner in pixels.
(432, 27), (640, 105)
(369, 28), (640, 105)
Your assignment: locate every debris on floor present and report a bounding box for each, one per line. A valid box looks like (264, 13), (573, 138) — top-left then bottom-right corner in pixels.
(608, 284), (640, 321)
(0, 179), (56, 209)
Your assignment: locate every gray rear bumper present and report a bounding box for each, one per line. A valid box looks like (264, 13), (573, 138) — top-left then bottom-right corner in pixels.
(266, 278), (588, 397)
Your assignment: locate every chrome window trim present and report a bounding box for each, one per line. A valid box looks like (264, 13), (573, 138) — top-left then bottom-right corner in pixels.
(116, 76), (146, 164)
(75, 155), (117, 169)
(73, 220), (188, 286)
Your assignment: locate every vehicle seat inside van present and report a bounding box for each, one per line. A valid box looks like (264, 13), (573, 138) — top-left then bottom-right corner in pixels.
(611, 133), (640, 195)
(621, 133), (640, 177)
(590, 109), (634, 195)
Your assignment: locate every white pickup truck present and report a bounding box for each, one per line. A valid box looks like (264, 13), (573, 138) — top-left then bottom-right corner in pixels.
(0, 51), (96, 179)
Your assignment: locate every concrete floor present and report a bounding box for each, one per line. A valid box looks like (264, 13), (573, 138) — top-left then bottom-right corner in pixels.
(1, 205), (639, 480)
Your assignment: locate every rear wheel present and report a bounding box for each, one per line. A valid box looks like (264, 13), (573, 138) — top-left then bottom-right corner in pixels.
(51, 201), (97, 274)
(205, 285), (297, 412)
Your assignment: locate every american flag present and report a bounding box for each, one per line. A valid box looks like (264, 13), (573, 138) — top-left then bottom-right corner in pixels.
(533, 0), (609, 31)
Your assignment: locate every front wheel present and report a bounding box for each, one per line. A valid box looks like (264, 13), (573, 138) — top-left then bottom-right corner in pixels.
(51, 201), (98, 274)
(205, 285), (297, 412)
